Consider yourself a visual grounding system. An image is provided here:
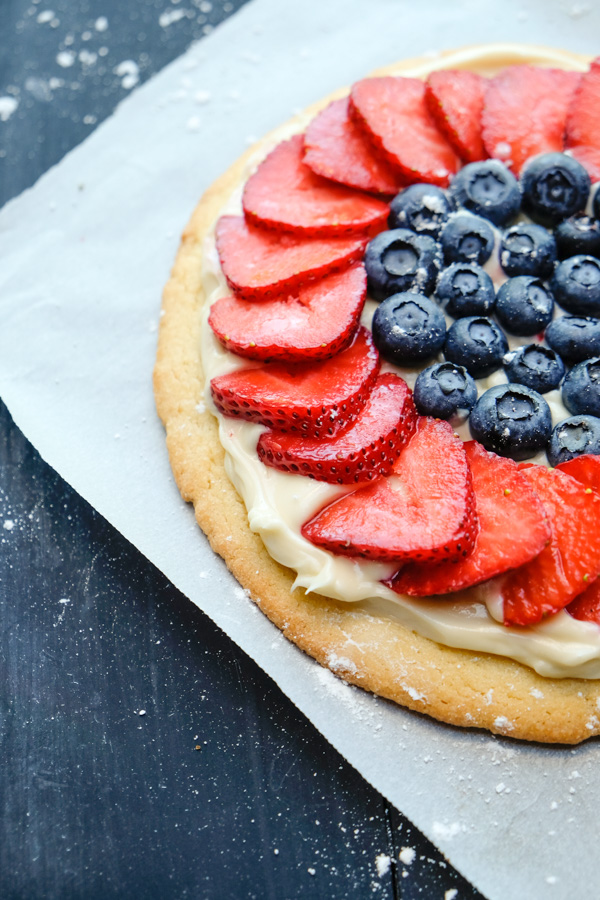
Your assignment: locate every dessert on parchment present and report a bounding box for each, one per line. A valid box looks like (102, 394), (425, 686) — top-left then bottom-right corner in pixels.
(155, 44), (600, 744)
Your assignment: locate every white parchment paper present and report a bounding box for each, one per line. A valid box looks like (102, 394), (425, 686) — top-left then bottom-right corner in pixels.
(1, 1), (600, 897)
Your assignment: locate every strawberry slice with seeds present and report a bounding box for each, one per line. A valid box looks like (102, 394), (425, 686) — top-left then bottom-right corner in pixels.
(210, 326), (380, 439)
(349, 76), (461, 187)
(501, 465), (600, 627)
(216, 215), (366, 301)
(242, 135), (389, 237)
(389, 441), (550, 597)
(303, 97), (406, 195)
(208, 263), (366, 362)
(566, 58), (600, 182)
(425, 69), (487, 163)
(556, 453), (600, 494)
(301, 417), (478, 563)
(482, 65), (580, 174)
(567, 577), (600, 624)
(257, 373), (417, 484)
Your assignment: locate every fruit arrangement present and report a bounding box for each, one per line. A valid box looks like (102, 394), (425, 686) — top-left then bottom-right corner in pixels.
(207, 55), (600, 632)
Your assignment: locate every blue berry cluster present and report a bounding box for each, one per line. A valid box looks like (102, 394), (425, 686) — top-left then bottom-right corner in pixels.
(365, 153), (600, 463)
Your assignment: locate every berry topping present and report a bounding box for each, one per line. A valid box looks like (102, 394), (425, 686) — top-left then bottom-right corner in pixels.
(388, 184), (454, 238)
(257, 374), (417, 484)
(364, 229), (440, 301)
(544, 314), (600, 364)
(503, 344), (565, 395)
(482, 65), (580, 174)
(449, 159), (521, 226)
(208, 264), (367, 362)
(434, 262), (495, 318)
(567, 578), (600, 625)
(413, 362), (477, 419)
(562, 357), (600, 417)
(388, 441), (550, 597)
(425, 68), (487, 163)
(301, 416), (478, 564)
(242, 135), (389, 237)
(555, 451), (600, 492)
(303, 98), (405, 196)
(439, 211), (495, 266)
(565, 57), (600, 182)
(556, 213), (600, 260)
(499, 222), (557, 278)
(548, 416), (600, 467)
(215, 216), (366, 301)
(520, 152), (591, 225)
(469, 383), (552, 460)
(349, 76), (460, 187)
(372, 292), (446, 366)
(501, 464), (600, 627)
(551, 255), (600, 315)
(495, 275), (554, 336)
(444, 316), (508, 378)
(210, 326), (380, 439)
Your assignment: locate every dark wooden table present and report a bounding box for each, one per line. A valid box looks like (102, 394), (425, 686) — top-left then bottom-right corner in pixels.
(0, 2), (484, 897)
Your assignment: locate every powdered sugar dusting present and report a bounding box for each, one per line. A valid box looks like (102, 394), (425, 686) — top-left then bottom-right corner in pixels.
(375, 853), (391, 877)
(398, 846), (416, 865)
(0, 97), (18, 122)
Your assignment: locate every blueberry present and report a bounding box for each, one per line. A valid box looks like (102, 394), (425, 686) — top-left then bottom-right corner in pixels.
(503, 344), (565, 394)
(444, 316), (508, 378)
(520, 152), (591, 225)
(562, 357), (600, 417)
(440, 211), (495, 267)
(594, 187), (600, 221)
(449, 159), (521, 226)
(434, 262), (495, 319)
(547, 415), (600, 466)
(388, 184), (453, 238)
(469, 383), (552, 460)
(499, 223), (557, 278)
(371, 292), (446, 366)
(545, 315), (600, 365)
(550, 255), (600, 316)
(495, 276), (554, 336)
(555, 214), (600, 260)
(413, 362), (477, 419)
(364, 229), (440, 302)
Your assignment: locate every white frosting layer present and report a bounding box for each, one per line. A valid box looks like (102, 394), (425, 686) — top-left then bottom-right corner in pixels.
(199, 45), (600, 679)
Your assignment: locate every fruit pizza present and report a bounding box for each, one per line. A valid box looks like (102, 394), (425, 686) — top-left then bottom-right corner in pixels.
(155, 44), (600, 744)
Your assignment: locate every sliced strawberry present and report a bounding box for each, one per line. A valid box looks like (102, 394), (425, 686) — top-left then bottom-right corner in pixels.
(349, 76), (461, 188)
(425, 69), (487, 163)
(257, 373), (417, 484)
(303, 97), (406, 196)
(556, 453), (600, 495)
(389, 441), (550, 597)
(210, 326), (379, 439)
(482, 65), (580, 174)
(566, 58), (600, 183)
(501, 465), (600, 627)
(242, 135), (389, 237)
(567, 577), (600, 623)
(208, 263), (366, 362)
(215, 215), (366, 301)
(301, 417), (478, 563)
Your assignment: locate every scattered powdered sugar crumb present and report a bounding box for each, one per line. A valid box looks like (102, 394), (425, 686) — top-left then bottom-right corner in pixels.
(530, 687), (544, 699)
(114, 60), (140, 90)
(398, 846), (416, 865)
(326, 652), (357, 676)
(585, 714), (599, 730)
(56, 50), (76, 68)
(402, 684), (426, 702)
(159, 8), (189, 27)
(493, 715), (514, 732)
(195, 401), (206, 414)
(546, 875), (559, 884)
(0, 97), (18, 121)
(432, 821), (465, 841)
(484, 688), (494, 705)
(79, 50), (97, 67)
(445, 890), (459, 900)
(375, 854), (391, 877)
(307, 867), (316, 876)
(94, 16), (108, 31)
(3, 519), (15, 531)
(37, 9), (55, 24)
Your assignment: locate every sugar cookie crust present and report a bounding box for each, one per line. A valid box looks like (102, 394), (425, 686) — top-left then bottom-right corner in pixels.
(154, 44), (600, 744)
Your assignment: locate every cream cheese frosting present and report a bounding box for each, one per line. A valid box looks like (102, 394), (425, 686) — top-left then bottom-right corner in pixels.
(199, 44), (600, 680)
